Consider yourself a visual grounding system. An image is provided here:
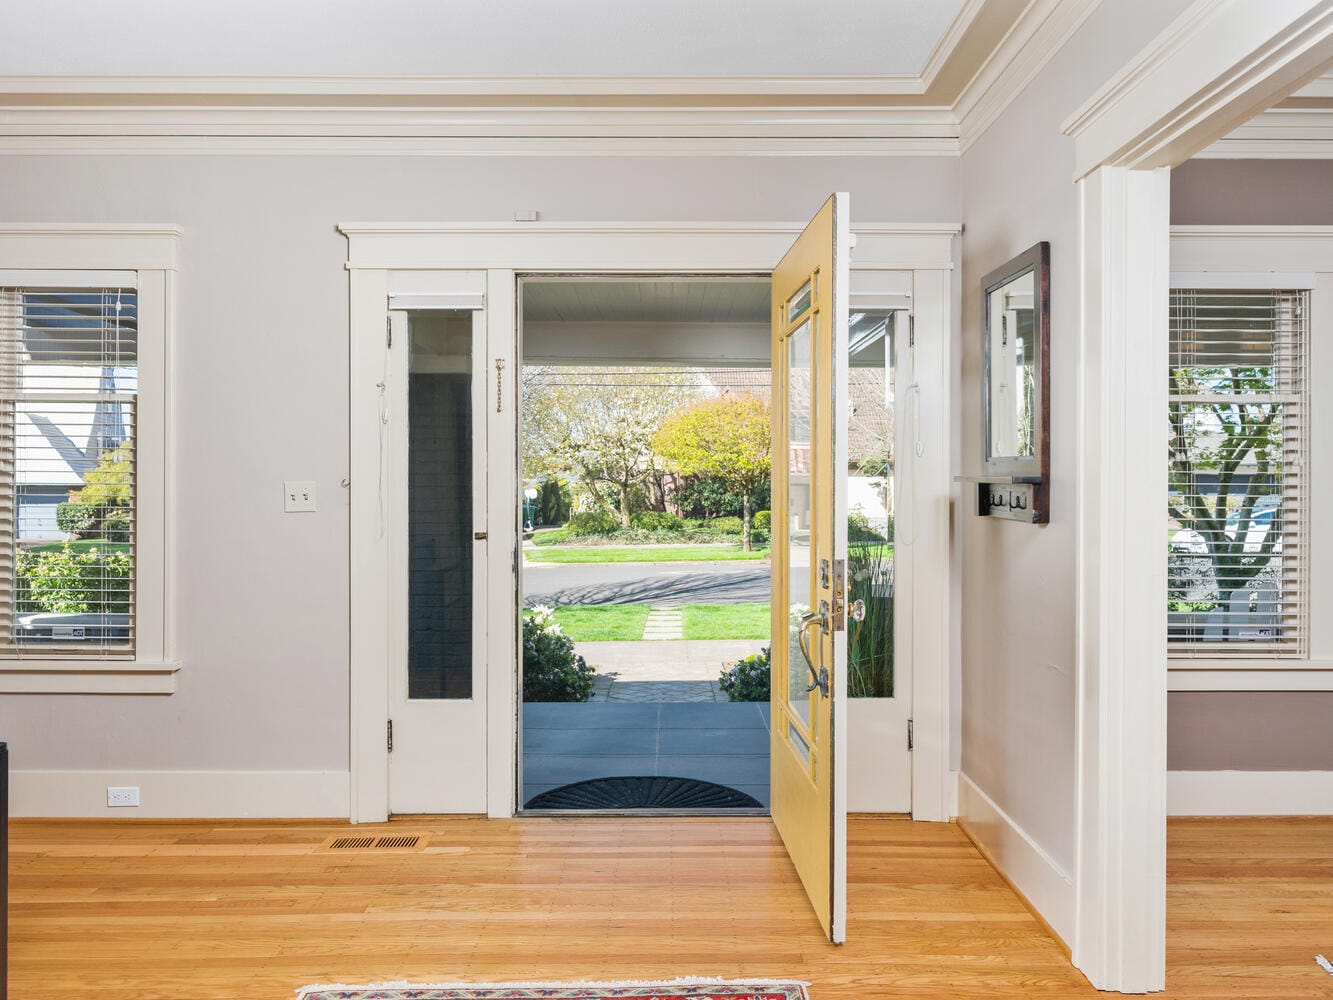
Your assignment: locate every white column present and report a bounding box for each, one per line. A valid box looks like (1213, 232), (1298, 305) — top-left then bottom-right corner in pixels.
(1073, 165), (1170, 992)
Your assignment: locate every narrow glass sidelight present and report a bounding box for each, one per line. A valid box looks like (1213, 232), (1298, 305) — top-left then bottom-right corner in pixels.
(786, 317), (814, 731)
(407, 312), (474, 699)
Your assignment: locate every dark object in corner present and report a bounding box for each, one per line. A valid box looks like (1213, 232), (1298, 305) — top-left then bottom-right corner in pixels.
(525, 775), (763, 811)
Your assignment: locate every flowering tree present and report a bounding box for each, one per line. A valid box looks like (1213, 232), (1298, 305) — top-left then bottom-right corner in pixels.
(654, 394), (771, 550)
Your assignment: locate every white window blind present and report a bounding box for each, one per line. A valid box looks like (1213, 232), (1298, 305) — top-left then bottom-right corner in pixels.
(0, 286), (137, 658)
(1168, 288), (1308, 658)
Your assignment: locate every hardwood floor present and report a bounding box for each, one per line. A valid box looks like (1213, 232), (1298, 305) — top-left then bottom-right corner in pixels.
(9, 814), (1332, 998)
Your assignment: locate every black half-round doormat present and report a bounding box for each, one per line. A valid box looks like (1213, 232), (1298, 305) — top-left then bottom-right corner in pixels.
(524, 775), (763, 811)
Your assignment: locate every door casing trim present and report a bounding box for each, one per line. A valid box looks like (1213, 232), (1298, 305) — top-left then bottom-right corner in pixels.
(342, 220), (958, 823)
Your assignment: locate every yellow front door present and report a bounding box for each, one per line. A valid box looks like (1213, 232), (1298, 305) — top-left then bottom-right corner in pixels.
(770, 193), (851, 943)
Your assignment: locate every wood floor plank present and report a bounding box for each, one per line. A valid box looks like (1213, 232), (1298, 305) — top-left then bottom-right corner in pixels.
(8, 815), (1333, 999)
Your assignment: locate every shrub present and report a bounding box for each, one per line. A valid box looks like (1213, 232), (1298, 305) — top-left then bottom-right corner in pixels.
(522, 606), (596, 703)
(673, 475), (771, 520)
(719, 646), (770, 702)
(752, 510), (771, 533)
(15, 544), (131, 616)
(565, 510), (619, 537)
(536, 479), (572, 526)
(102, 514), (132, 544)
(631, 510), (683, 532)
(55, 502), (101, 537)
(706, 515), (743, 536)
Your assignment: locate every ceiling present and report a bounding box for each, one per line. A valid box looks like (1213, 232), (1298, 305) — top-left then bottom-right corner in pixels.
(0, 0), (965, 78)
(523, 278), (770, 325)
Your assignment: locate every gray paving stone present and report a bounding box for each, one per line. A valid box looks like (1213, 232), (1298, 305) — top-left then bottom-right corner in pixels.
(657, 727), (769, 756)
(658, 701), (768, 729)
(523, 726), (658, 755)
(523, 702), (659, 729)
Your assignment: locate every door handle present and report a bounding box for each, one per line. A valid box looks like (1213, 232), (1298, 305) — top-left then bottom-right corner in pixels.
(797, 604), (830, 698)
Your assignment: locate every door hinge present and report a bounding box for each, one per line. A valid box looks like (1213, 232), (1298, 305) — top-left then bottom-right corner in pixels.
(907, 718), (914, 752)
(386, 315), (393, 348)
(908, 313), (915, 348)
(387, 719), (394, 754)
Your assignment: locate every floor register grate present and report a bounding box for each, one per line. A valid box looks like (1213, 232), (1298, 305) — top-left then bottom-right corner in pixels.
(318, 833), (431, 852)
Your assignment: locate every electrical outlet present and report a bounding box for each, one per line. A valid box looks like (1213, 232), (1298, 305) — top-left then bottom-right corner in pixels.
(284, 480), (317, 512)
(107, 786), (140, 807)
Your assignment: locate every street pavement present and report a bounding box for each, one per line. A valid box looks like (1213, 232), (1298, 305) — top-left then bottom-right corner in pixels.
(522, 557), (793, 607)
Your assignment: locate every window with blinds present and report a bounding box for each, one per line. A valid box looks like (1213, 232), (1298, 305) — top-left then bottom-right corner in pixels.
(1168, 288), (1308, 658)
(0, 287), (137, 657)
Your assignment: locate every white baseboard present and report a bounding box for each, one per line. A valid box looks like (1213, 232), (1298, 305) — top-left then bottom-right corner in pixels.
(10, 769), (350, 818)
(1168, 770), (1333, 816)
(957, 773), (1075, 946)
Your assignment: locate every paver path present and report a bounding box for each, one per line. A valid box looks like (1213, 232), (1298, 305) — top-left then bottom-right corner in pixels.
(641, 606), (684, 640)
(574, 638), (766, 703)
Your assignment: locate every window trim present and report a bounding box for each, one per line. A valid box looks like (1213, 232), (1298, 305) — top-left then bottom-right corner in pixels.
(0, 225), (180, 694)
(1169, 227), (1333, 691)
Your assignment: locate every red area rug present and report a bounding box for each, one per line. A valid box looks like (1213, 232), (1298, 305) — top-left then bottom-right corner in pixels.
(296, 981), (809, 1000)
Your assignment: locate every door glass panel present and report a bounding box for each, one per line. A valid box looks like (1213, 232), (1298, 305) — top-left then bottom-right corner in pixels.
(786, 317), (813, 727)
(847, 311), (897, 697)
(786, 280), (813, 324)
(407, 312), (473, 699)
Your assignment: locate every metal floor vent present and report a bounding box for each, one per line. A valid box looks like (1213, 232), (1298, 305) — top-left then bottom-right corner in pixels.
(318, 832), (430, 852)
(524, 776), (763, 811)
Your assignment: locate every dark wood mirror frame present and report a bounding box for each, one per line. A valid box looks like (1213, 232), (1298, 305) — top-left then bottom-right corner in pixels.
(974, 241), (1050, 523)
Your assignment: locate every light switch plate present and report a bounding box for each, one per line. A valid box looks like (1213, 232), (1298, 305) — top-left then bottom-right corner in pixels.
(284, 481), (317, 512)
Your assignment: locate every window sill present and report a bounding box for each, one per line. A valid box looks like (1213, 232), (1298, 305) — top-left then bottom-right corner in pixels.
(1168, 661), (1333, 691)
(0, 660), (179, 694)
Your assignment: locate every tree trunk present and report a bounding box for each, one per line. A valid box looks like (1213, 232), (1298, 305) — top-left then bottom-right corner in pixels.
(619, 485), (633, 527)
(741, 492), (752, 553)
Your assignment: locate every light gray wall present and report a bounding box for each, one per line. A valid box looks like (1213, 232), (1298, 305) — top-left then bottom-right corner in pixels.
(1169, 155), (1333, 771)
(1172, 159), (1333, 225)
(1169, 692), (1333, 770)
(958, 0), (1193, 882)
(0, 153), (959, 775)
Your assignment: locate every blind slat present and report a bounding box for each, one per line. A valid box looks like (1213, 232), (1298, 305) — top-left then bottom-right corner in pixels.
(1168, 288), (1309, 659)
(0, 286), (137, 660)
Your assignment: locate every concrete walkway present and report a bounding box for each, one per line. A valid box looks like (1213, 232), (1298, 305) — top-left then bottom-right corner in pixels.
(577, 638), (765, 703)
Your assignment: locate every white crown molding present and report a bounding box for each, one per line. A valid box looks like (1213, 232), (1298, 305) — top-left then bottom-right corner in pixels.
(919, 0), (988, 91)
(1062, 0), (1333, 177)
(0, 73), (929, 98)
(955, 0), (1103, 152)
(1290, 69), (1333, 97)
(1196, 107), (1333, 157)
(0, 1), (1141, 157)
(0, 135), (961, 157)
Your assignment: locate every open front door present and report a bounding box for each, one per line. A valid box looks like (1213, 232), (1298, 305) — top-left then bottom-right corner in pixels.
(771, 193), (851, 942)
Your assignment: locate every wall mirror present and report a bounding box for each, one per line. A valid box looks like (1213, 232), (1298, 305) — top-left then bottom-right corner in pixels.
(979, 241), (1049, 521)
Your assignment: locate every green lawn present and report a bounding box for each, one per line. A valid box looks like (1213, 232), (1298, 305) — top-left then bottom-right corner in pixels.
(681, 603), (771, 640)
(530, 528), (570, 546)
(528, 602), (772, 641)
(526, 544), (769, 564)
(550, 604), (651, 641)
(27, 539), (130, 555)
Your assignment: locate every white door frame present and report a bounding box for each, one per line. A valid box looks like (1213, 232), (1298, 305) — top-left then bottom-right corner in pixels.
(342, 220), (958, 823)
(1061, 1), (1332, 991)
